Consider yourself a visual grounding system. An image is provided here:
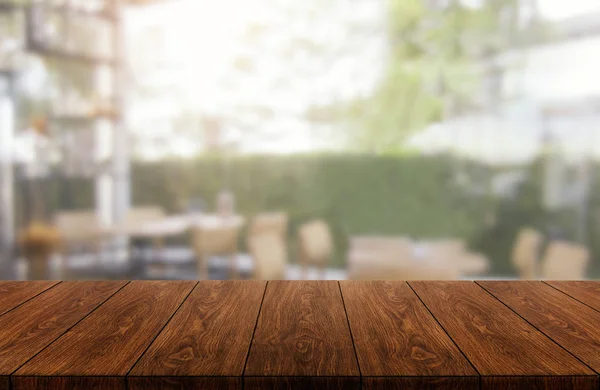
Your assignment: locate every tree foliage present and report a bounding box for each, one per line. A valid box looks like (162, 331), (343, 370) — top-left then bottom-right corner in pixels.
(319, 0), (522, 153)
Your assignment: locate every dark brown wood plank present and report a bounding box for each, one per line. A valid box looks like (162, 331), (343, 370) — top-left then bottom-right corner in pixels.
(362, 377), (479, 390)
(409, 281), (598, 390)
(479, 280), (600, 374)
(0, 281), (126, 387)
(128, 280), (266, 389)
(481, 376), (599, 390)
(340, 281), (478, 389)
(244, 377), (360, 390)
(13, 377), (121, 390)
(13, 281), (196, 390)
(0, 281), (59, 316)
(128, 377), (240, 390)
(546, 281), (600, 312)
(245, 281), (359, 389)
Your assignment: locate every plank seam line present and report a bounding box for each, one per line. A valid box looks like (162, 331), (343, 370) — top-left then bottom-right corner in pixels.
(542, 281), (600, 316)
(242, 280), (268, 388)
(337, 281), (362, 387)
(9, 280), (131, 379)
(125, 280), (200, 386)
(475, 281), (600, 377)
(405, 281), (482, 381)
(0, 281), (63, 319)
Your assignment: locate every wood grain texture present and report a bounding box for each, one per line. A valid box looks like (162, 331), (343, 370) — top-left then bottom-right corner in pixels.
(0, 281), (126, 382)
(13, 281), (196, 390)
(545, 281), (600, 312)
(0, 281), (59, 316)
(244, 376), (360, 390)
(409, 281), (598, 390)
(128, 377), (240, 390)
(363, 377), (479, 390)
(340, 281), (478, 389)
(12, 376), (122, 390)
(479, 280), (600, 373)
(129, 281), (266, 388)
(0, 376), (7, 390)
(245, 281), (359, 389)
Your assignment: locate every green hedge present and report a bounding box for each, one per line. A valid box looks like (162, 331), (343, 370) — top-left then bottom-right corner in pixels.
(131, 154), (490, 268)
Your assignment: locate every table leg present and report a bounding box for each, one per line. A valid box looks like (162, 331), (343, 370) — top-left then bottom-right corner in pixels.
(197, 254), (208, 280)
(229, 254), (239, 280)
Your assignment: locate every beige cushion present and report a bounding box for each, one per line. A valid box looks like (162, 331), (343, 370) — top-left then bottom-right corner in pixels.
(541, 241), (589, 280)
(249, 233), (287, 280)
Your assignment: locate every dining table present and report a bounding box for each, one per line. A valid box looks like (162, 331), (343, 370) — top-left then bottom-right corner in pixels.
(113, 213), (246, 239)
(0, 280), (599, 389)
(109, 213), (246, 278)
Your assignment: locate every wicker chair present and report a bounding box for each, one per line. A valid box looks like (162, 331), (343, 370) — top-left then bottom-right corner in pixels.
(248, 232), (287, 280)
(511, 228), (544, 280)
(192, 225), (240, 280)
(297, 220), (333, 279)
(248, 212), (288, 241)
(54, 210), (104, 257)
(54, 210), (106, 279)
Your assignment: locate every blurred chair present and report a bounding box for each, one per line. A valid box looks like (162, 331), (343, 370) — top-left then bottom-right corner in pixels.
(541, 241), (589, 280)
(511, 227), (543, 279)
(297, 219), (333, 279)
(248, 232), (287, 280)
(248, 212), (288, 241)
(54, 210), (105, 280)
(113, 206), (166, 272)
(192, 225), (240, 280)
(54, 210), (103, 255)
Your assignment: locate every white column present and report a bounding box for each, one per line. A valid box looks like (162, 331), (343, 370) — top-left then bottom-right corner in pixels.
(0, 96), (15, 252)
(95, 119), (114, 227)
(95, 66), (114, 227)
(113, 6), (131, 225)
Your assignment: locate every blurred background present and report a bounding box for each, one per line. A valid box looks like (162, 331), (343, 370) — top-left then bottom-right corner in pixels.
(0, 0), (598, 281)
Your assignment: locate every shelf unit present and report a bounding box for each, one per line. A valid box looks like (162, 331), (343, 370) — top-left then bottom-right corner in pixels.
(22, 0), (129, 226)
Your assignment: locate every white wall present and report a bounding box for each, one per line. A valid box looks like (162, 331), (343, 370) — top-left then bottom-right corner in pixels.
(519, 35), (600, 102)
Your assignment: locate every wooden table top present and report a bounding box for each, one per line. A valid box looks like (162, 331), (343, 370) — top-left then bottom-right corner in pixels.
(1, 280), (599, 390)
